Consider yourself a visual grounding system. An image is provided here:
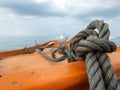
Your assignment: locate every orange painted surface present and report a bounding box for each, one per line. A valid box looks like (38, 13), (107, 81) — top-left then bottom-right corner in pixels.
(0, 41), (120, 90)
(0, 54), (89, 90)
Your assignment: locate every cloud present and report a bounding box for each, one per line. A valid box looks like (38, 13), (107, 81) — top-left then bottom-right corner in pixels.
(74, 8), (120, 19)
(0, 0), (120, 37)
(0, 0), (65, 17)
(0, 0), (120, 18)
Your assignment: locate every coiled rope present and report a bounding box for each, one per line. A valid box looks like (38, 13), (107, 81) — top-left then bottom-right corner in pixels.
(70, 20), (120, 90)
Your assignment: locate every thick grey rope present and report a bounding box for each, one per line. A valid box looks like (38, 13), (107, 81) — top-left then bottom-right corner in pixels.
(70, 20), (120, 90)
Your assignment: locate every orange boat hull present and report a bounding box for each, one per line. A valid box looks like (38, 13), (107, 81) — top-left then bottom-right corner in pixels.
(0, 41), (120, 90)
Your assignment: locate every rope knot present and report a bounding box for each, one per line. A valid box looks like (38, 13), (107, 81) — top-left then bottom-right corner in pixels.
(75, 33), (116, 57)
(70, 20), (116, 58)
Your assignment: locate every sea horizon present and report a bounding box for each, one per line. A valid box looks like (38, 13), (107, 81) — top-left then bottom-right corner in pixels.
(0, 35), (119, 51)
(0, 36), (56, 51)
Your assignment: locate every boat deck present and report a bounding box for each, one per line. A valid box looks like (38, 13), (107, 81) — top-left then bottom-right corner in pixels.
(0, 45), (120, 90)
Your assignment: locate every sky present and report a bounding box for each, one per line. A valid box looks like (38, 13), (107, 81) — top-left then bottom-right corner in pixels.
(0, 0), (120, 38)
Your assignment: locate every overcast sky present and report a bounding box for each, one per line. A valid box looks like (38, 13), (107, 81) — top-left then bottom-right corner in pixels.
(0, 0), (120, 37)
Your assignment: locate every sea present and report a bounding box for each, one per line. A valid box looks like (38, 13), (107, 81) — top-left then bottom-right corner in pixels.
(0, 36), (55, 51)
(0, 36), (120, 51)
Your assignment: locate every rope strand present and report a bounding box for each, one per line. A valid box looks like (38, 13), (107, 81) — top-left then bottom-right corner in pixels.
(70, 20), (120, 90)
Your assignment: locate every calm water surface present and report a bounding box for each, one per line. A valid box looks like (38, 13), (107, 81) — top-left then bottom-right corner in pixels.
(0, 36), (119, 51)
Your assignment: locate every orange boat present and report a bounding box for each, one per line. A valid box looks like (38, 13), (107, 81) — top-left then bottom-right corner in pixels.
(0, 40), (120, 90)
